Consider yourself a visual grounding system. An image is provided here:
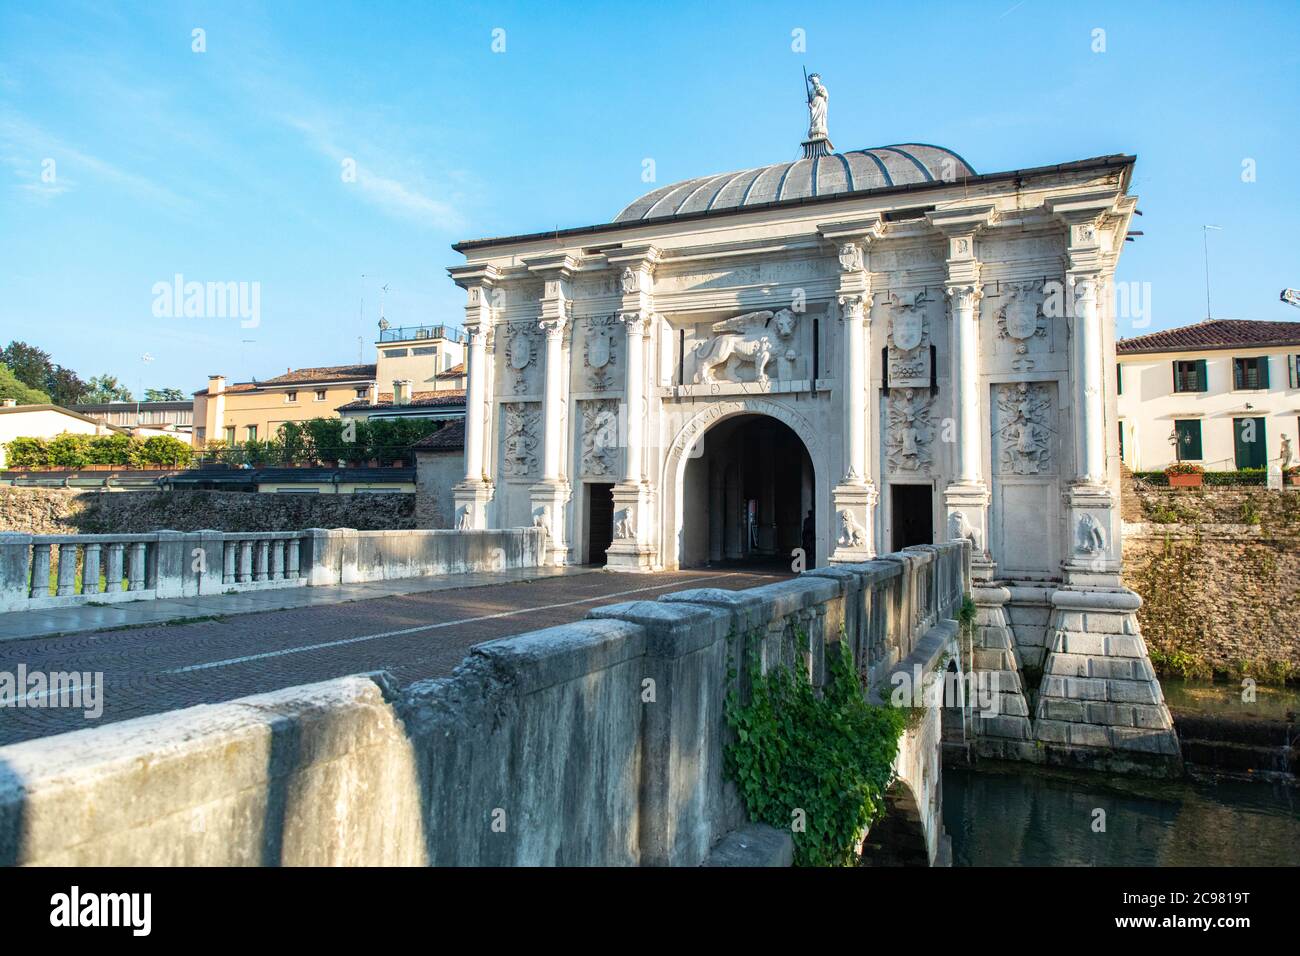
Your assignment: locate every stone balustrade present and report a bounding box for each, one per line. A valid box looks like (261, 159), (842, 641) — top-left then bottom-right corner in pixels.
(0, 528), (545, 613)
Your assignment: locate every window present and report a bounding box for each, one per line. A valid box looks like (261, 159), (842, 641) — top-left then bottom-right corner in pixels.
(1233, 356), (1270, 390)
(1118, 421), (1125, 461)
(1288, 354), (1300, 389)
(224, 426), (235, 445)
(285, 390), (297, 403)
(412, 346), (437, 356)
(245, 425), (257, 441)
(314, 389), (327, 401)
(384, 348), (409, 358)
(1172, 359), (1207, 393)
(355, 387), (369, 398)
(1173, 419), (1202, 461)
(1233, 417), (1267, 469)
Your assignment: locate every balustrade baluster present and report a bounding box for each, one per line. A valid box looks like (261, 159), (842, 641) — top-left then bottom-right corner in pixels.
(29, 543), (51, 598)
(82, 543), (102, 595)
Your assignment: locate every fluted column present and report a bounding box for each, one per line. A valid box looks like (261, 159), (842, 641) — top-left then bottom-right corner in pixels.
(841, 292), (869, 482)
(447, 263), (498, 531)
(621, 312), (646, 484)
(946, 282), (984, 485)
(1073, 273), (1105, 485)
(464, 321), (488, 483)
(539, 314), (567, 480)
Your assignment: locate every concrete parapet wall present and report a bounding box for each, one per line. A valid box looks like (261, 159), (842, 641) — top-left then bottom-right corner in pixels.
(0, 542), (968, 867)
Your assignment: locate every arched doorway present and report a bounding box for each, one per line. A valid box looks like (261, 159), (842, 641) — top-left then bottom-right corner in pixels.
(679, 414), (815, 569)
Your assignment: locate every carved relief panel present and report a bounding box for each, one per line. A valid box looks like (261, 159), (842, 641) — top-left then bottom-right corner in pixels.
(684, 306), (805, 388)
(578, 399), (620, 478)
(993, 382), (1057, 476)
(499, 402), (541, 479)
(885, 387), (933, 474)
(884, 291), (932, 389)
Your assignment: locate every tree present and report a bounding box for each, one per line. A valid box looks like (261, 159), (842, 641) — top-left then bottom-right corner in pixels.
(83, 374), (134, 403)
(144, 387), (186, 402)
(46, 366), (88, 406)
(0, 364), (51, 404)
(1, 341), (54, 391)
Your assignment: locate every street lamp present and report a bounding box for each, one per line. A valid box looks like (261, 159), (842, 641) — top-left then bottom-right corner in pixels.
(137, 353), (153, 428)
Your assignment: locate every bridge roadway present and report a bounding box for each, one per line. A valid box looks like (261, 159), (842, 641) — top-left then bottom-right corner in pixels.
(0, 567), (788, 746)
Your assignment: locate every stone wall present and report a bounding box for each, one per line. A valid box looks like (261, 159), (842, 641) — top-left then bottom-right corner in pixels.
(414, 450), (461, 530)
(1122, 483), (1300, 682)
(0, 487), (415, 535)
(0, 544), (967, 867)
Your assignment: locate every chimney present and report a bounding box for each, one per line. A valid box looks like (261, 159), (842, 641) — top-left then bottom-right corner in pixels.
(208, 375), (226, 396)
(393, 380), (412, 406)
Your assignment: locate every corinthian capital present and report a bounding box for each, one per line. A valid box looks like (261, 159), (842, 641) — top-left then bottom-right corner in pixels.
(617, 310), (649, 335)
(945, 284), (983, 311)
(538, 316), (568, 339)
(837, 293), (872, 320)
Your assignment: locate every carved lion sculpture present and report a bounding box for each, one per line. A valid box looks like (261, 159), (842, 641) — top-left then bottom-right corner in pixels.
(693, 308), (797, 387)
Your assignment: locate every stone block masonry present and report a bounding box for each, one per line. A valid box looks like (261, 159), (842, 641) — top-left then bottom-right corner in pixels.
(0, 486), (415, 536)
(0, 543), (968, 867)
(1122, 483), (1300, 681)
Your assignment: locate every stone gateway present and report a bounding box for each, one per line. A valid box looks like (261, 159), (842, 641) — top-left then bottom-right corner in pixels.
(447, 83), (1178, 772)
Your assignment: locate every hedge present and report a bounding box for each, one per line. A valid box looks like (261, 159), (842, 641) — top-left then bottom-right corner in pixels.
(203, 418), (445, 466)
(3, 433), (193, 469)
(1134, 468), (1268, 487)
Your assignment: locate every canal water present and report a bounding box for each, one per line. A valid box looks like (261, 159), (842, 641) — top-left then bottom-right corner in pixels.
(945, 764), (1300, 866)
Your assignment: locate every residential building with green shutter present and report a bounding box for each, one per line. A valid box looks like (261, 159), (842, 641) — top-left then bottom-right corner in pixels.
(1115, 319), (1300, 471)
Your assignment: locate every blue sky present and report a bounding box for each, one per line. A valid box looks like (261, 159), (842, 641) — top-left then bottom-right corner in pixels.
(1, 0), (1297, 395)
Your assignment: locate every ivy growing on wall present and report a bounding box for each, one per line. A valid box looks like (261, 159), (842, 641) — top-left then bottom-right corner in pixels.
(724, 631), (906, 867)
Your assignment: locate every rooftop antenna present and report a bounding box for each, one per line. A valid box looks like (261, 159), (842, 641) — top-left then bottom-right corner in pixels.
(1201, 225), (1221, 321)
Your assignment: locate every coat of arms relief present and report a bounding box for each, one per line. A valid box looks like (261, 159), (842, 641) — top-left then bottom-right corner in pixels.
(994, 282), (1049, 370)
(884, 291), (931, 389)
(994, 382), (1055, 476)
(692, 308), (799, 387)
(886, 387), (933, 473)
(500, 402), (541, 478)
(583, 316), (619, 390)
(504, 321), (539, 394)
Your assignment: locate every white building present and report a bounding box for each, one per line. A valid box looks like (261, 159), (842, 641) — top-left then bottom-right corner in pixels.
(1116, 319), (1300, 471)
(0, 402), (124, 468)
(445, 82), (1177, 766)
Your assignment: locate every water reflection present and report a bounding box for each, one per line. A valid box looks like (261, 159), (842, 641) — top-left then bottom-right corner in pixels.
(946, 765), (1300, 866)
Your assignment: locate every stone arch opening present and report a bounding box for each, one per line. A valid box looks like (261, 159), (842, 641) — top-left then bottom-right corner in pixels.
(678, 413), (815, 569)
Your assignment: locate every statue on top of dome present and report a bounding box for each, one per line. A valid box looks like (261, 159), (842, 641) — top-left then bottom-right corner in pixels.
(806, 73), (829, 141)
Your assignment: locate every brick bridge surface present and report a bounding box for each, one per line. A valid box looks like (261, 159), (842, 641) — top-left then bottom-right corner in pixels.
(0, 569), (787, 745)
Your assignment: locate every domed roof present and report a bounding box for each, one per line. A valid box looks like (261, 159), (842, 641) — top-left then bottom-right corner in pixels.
(613, 144), (975, 223)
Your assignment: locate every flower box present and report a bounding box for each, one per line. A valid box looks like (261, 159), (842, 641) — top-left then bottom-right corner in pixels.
(1168, 472), (1203, 488)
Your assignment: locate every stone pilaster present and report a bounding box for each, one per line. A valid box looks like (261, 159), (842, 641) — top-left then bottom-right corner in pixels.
(447, 264), (498, 530)
(526, 254), (576, 566)
(927, 206), (996, 582)
(819, 222), (882, 565)
(605, 246), (660, 571)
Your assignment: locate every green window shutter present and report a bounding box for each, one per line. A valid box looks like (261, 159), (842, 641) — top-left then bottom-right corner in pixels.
(1175, 419), (1202, 461)
(1116, 363), (1123, 395)
(1195, 359), (1208, 391)
(1171, 361), (1180, 392)
(1234, 417), (1267, 469)
(1259, 356), (1270, 389)
(1289, 354), (1298, 389)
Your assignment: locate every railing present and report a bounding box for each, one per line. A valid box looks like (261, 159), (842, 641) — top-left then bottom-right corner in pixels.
(0, 527), (546, 614)
(377, 324), (468, 344)
(0, 530), (310, 612)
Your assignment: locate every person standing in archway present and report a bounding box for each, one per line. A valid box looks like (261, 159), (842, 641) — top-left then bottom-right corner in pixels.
(801, 508), (815, 570)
